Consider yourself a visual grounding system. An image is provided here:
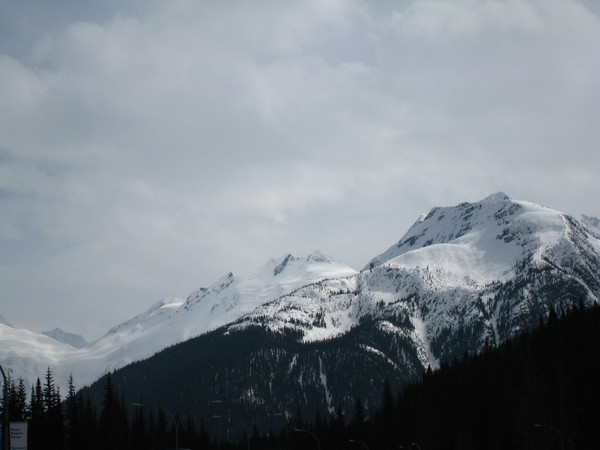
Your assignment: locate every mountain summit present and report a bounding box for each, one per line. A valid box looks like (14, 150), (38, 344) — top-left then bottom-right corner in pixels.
(1, 194), (598, 402)
(367, 192), (567, 272)
(230, 192), (599, 363)
(76, 193), (599, 429)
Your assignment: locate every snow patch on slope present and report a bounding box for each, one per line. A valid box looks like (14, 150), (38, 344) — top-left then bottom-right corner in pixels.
(359, 344), (402, 371)
(410, 316), (439, 370)
(318, 356), (334, 415)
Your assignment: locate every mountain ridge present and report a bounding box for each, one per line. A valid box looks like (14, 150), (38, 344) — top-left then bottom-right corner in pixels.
(229, 193), (598, 352)
(0, 249), (357, 391)
(42, 328), (88, 348)
(0, 193), (598, 400)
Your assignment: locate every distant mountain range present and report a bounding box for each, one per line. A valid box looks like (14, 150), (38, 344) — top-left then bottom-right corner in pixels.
(1, 193), (599, 424)
(0, 249), (356, 391)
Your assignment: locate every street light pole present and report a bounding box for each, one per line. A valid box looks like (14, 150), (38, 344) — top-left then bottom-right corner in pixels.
(133, 403), (180, 450)
(534, 423), (564, 450)
(212, 412), (250, 450)
(400, 442), (422, 450)
(294, 428), (321, 450)
(349, 438), (370, 450)
(0, 364), (8, 450)
(209, 399), (252, 450)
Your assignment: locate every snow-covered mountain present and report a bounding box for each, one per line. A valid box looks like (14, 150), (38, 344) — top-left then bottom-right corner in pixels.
(1, 193), (598, 400)
(227, 192), (599, 367)
(0, 324), (76, 389)
(77, 193), (600, 429)
(0, 250), (356, 391)
(42, 328), (87, 348)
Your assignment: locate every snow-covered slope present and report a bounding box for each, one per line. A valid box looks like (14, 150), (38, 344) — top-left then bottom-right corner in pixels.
(582, 215), (600, 238)
(366, 192), (562, 275)
(86, 194), (596, 428)
(0, 323), (77, 386)
(181, 250), (354, 328)
(0, 251), (357, 391)
(63, 250), (358, 385)
(228, 193), (600, 369)
(42, 328), (88, 348)
(1, 194), (598, 396)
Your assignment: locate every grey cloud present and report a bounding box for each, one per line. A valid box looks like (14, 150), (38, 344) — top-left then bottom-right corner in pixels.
(0, 0), (598, 338)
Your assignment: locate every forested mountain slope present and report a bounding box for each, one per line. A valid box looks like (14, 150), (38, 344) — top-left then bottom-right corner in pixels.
(75, 193), (599, 432)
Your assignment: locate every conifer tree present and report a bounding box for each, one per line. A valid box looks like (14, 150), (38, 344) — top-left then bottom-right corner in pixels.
(350, 397), (366, 443)
(5, 376), (15, 421)
(374, 380), (395, 449)
(81, 395), (98, 450)
(65, 374), (86, 450)
(43, 368), (65, 450)
(29, 378), (45, 450)
(5, 377), (28, 422)
(98, 374), (129, 449)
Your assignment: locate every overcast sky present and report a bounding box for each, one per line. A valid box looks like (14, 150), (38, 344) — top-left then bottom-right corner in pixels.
(1, 0), (599, 340)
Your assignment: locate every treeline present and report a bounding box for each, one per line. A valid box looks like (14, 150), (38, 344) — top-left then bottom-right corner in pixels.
(1, 367), (208, 450)
(78, 317), (419, 431)
(284, 302), (600, 450)
(2, 370), (86, 450)
(2, 302), (599, 449)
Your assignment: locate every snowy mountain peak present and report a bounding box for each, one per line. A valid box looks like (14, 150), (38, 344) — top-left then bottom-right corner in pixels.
(364, 193), (575, 276)
(0, 194), (597, 400)
(105, 298), (184, 337)
(184, 252), (357, 313)
(273, 254), (297, 276)
(306, 249), (334, 264)
(482, 191), (511, 204)
(270, 250), (337, 276)
(231, 194), (598, 370)
(42, 328), (88, 348)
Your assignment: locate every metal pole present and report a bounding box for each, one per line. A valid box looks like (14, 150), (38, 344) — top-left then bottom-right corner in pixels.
(349, 438), (370, 450)
(535, 423), (564, 450)
(400, 443), (422, 450)
(294, 428), (321, 450)
(0, 364), (9, 450)
(213, 410), (249, 450)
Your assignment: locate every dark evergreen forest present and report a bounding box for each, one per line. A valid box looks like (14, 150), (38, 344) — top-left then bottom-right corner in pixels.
(1, 303), (598, 449)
